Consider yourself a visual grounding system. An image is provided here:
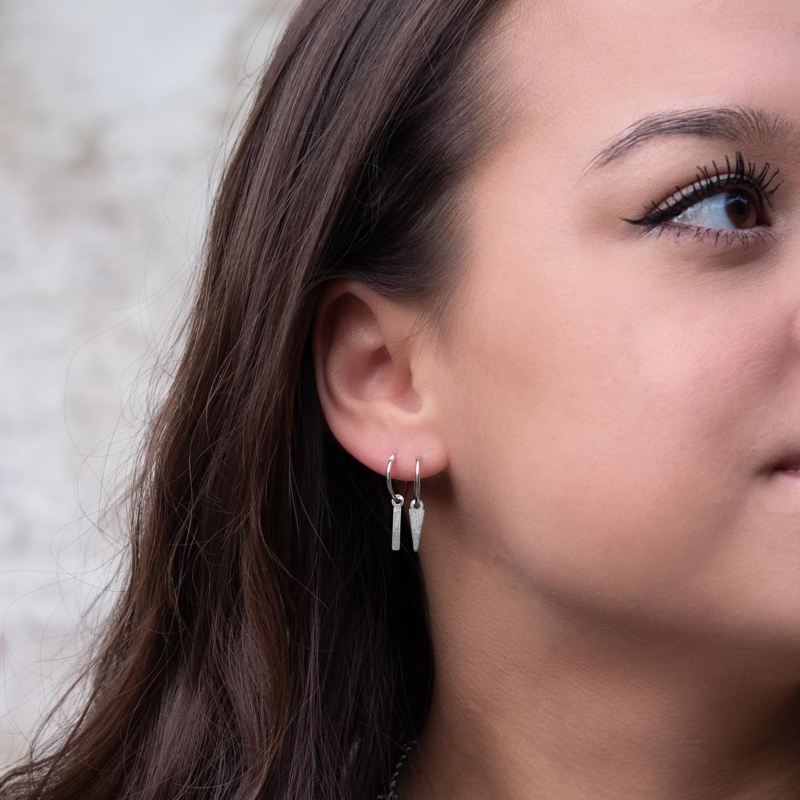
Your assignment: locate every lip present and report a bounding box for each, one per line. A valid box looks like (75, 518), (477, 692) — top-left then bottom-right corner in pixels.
(769, 451), (800, 472)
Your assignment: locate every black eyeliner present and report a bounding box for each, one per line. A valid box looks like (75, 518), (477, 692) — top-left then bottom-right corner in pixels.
(620, 149), (783, 232)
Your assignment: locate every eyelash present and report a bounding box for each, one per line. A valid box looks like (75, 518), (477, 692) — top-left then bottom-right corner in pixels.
(621, 150), (783, 250)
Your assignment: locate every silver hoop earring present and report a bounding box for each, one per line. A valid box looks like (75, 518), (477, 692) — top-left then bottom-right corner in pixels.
(386, 453), (406, 551)
(408, 456), (424, 552)
(386, 453), (425, 552)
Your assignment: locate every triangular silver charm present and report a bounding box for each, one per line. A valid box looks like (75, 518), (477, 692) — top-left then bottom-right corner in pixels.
(408, 499), (424, 552)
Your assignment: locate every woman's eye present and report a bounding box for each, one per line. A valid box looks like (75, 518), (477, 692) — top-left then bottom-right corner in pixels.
(622, 183), (775, 250)
(621, 153), (782, 249)
(669, 188), (760, 231)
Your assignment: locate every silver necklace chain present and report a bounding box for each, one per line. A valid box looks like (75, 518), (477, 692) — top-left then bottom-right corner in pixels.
(377, 735), (418, 799)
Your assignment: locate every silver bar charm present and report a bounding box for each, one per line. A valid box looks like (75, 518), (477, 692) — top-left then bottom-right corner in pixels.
(391, 496), (403, 550)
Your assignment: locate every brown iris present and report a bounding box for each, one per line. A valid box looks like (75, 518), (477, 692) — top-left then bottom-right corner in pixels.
(724, 190), (759, 229)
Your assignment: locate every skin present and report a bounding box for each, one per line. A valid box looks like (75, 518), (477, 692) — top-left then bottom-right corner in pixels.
(312, 0), (800, 797)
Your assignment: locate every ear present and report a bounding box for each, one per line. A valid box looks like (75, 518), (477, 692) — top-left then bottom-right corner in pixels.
(311, 279), (448, 487)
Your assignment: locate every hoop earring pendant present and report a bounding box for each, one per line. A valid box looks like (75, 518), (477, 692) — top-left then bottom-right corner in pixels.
(386, 453), (407, 551)
(408, 456), (424, 552)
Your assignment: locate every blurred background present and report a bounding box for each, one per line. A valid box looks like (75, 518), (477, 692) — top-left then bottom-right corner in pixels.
(0, 0), (298, 770)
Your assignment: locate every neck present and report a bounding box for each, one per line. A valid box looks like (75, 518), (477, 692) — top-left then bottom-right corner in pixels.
(399, 537), (800, 800)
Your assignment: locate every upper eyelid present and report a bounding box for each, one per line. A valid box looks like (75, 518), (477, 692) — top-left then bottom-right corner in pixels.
(622, 154), (784, 226)
(643, 178), (765, 223)
(657, 170), (779, 216)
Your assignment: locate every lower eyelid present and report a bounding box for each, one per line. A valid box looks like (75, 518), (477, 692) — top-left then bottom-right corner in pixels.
(652, 221), (776, 250)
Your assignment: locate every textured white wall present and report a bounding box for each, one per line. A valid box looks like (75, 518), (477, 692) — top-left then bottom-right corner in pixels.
(0, 0), (297, 769)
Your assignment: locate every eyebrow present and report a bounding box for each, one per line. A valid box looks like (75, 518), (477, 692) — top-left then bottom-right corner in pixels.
(581, 104), (799, 177)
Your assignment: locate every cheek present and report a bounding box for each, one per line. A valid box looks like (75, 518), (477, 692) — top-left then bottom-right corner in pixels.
(448, 266), (762, 617)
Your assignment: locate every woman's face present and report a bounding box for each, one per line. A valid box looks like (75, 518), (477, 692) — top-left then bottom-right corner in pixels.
(429, 0), (800, 647)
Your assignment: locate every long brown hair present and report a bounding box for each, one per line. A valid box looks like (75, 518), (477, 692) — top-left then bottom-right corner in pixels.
(1, 1), (515, 796)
